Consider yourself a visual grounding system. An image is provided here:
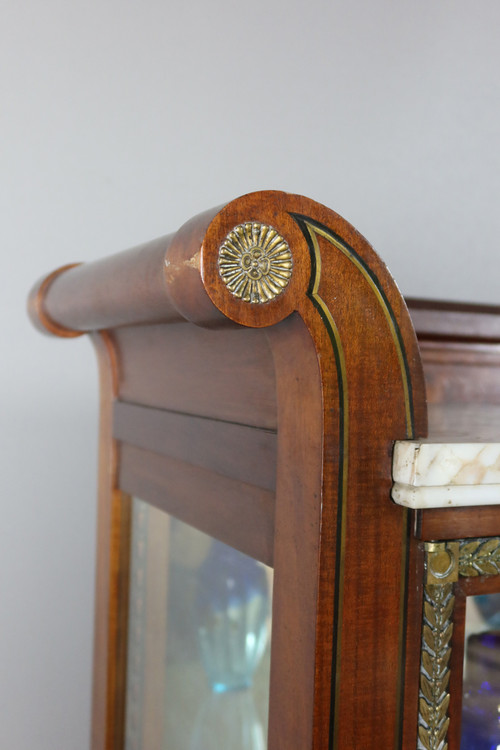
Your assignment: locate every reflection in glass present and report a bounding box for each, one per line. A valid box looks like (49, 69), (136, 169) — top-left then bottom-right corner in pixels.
(196, 539), (269, 693)
(189, 691), (265, 750)
(461, 594), (500, 749)
(125, 499), (272, 750)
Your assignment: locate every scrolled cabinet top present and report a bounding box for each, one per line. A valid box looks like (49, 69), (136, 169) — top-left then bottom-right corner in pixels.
(28, 190), (414, 338)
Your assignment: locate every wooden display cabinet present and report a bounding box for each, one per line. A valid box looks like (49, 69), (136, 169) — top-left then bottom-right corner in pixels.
(29, 191), (500, 749)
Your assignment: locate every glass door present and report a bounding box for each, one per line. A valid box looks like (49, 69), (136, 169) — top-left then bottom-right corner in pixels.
(462, 593), (500, 749)
(124, 498), (273, 750)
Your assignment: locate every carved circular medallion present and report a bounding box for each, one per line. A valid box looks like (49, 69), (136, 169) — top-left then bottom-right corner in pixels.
(218, 223), (293, 304)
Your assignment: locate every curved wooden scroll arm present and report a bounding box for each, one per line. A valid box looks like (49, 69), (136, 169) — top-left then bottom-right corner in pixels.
(29, 191), (428, 750)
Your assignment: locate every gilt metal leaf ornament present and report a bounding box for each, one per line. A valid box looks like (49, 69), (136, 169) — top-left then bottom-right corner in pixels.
(415, 538), (500, 750)
(218, 223), (293, 303)
(459, 537), (500, 577)
(417, 583), (454, 750)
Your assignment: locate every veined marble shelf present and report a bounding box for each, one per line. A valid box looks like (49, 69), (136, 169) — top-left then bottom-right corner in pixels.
(392, 441), (500, 509)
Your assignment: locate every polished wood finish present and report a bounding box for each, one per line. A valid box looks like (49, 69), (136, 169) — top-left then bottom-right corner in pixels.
(28, 263), (84, 337)
(28, 238), (181, 332)
(427, 404), (500, 441)
(421, 341), (500, 406)
(115, 323), (277, 428)
(408, 298), (500, 750)
(118, 443), (275, 566)
(90, 333), (131, 750)
(29, 191), (500, 750)
(266, 315), (324, 749)
(408, 299), (500, 415)
(113, 401), (277, 491)
(418, 506), (500, 542)
(448, 583), (466, 750)
(408, 298), (500, 343)
(410, 301), (500, 556)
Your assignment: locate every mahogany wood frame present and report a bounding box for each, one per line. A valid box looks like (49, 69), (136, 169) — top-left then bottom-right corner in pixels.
(408, 299), (500, 750)
(29, 191), (500, 750)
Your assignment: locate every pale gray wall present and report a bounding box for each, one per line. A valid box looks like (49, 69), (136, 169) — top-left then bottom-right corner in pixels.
(2, 1), (499, 747)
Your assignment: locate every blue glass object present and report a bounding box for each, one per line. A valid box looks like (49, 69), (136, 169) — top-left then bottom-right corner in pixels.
(195, 540), (269, 692)
(461, 632), (500, 749)
(125, 504), (272, 749)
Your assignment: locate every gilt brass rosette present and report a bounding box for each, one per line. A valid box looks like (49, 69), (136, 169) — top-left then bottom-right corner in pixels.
(218, 223), (293, 304)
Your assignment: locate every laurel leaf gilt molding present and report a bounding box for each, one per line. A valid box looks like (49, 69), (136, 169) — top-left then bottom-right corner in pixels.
(459, 537), (500, 577)
(417, 538), (500, 750)
(417, 581), (454, 750)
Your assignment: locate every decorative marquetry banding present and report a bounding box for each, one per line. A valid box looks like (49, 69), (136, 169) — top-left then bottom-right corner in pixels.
(218, 222), (293, 304)
(392, 441), (500, 509)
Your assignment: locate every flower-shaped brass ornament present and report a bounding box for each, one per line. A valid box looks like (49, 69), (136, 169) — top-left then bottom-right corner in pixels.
(218, 223), (293, 304)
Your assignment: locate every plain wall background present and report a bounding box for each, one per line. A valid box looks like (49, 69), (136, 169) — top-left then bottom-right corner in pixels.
(2, 1), (499, 747)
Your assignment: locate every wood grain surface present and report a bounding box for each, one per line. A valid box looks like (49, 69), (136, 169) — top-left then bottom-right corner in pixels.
(29, 192), (500, 750)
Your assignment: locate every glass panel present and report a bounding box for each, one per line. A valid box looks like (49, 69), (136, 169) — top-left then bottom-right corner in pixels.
(461, 594), (500, 749)
(125, 498), (272, 750)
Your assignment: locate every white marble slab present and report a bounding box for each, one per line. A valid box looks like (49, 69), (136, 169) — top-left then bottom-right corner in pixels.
(392, 441), (500, 509)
